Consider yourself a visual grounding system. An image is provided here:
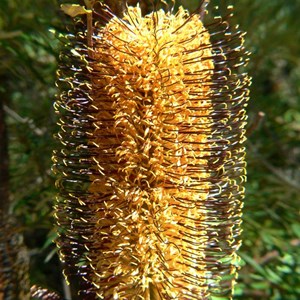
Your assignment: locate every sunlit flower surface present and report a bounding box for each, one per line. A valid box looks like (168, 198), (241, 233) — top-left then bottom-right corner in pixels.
(54, 1), (250, 299)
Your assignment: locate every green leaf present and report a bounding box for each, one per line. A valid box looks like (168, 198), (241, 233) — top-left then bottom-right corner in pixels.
(291, 223), (300, 238)
(281, 253), (295, 266)
(60, 4), (91, 18)
(239, 252), (268, 277)
(276, 265), (292, 274)
(265, 267), (282, 284)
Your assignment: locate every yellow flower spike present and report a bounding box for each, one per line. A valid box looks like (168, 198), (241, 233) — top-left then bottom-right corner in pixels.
(54, 1), (250, 299)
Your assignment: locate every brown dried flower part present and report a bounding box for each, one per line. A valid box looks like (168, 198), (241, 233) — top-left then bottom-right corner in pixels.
(0, 217), (30, 300)
(53, 1), (250, 299)
(30, 285), (63, 300)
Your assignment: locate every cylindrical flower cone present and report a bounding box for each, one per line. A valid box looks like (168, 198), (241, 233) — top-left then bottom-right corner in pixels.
(53, 1), (250, 299)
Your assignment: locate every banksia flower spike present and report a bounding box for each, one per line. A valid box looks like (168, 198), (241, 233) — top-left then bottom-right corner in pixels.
(53, 0), (250, 299)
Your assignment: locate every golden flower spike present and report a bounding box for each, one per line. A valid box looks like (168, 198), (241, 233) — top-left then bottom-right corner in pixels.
(53, 1), (250, 299)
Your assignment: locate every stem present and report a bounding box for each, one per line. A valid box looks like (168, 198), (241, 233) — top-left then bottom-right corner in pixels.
(0, 85), (10, 217)
(84, 0), (94, 58)
(246, 111), (265, 137)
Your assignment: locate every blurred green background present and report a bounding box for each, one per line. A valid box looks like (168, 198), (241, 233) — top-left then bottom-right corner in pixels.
(0, 0), (299, 299)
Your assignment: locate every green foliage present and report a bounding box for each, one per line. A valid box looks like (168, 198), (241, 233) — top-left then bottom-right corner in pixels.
(0, 0), (62, 294)
(216, 0), (300, 299)
(1, 0), (299, 298)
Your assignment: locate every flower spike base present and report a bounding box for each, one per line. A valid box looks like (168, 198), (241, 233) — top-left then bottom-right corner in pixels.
(53, 1), (250, 299)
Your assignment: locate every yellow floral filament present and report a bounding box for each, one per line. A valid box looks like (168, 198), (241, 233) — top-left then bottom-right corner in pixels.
(88, 5), (214, 299)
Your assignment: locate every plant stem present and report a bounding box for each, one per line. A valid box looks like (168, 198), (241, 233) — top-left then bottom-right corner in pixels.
(0, 83), (10, 216)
